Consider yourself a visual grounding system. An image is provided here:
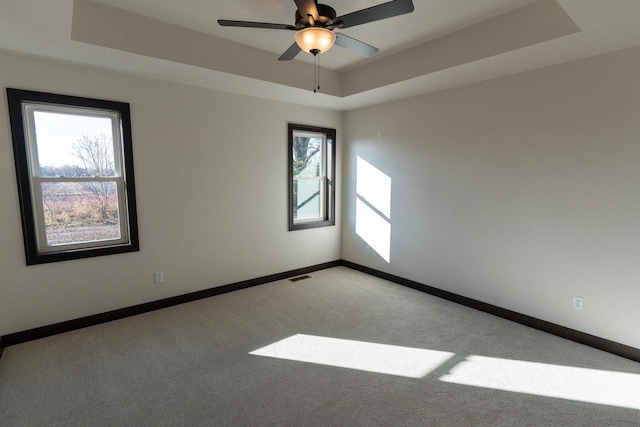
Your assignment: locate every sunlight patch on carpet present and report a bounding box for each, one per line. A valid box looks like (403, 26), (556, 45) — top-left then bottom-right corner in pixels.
(439, 355), (640, 410)
(250, 334), (454, 378)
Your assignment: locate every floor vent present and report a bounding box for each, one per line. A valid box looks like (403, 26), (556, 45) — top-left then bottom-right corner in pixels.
(289, 275), (311, 282)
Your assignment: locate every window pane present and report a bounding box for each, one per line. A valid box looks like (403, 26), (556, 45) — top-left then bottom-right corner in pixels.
(33, 111), (116, 177)
(41, 181), (121, 246)
(294, 179), (322, 221)
(293, 136), (322, 178)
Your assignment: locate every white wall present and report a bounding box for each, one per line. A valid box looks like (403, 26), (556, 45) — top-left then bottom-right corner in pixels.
(3, 43), (640, 350)
(0, 51), (342, 336)
(343, 46), (640, 349)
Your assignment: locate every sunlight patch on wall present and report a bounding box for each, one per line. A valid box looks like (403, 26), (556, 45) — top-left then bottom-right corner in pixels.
(439, 355), (640, 410)
(356, 157), (391, 218)
(356, 199), (391, 262)
(355, 156), (391, 262)
(250, 334), (455, 378)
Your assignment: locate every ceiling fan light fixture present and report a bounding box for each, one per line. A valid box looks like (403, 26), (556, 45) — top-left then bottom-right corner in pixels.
(294, 27), (336, 54)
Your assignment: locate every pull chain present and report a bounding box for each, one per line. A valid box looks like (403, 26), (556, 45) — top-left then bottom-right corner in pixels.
(310, 49), (321, 94)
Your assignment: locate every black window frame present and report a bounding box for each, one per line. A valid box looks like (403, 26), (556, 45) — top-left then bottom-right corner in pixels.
(288, 123), (336, 231)
(6, 88), (140, 265)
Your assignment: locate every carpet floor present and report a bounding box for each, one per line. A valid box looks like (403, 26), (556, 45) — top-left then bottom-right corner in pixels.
(1, 266), (638, 426)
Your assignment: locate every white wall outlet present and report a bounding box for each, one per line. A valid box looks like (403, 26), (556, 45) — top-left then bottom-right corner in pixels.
(365, 245), (370, 255)
(572, 296), (584, 310)
(154, 272), (164, 284)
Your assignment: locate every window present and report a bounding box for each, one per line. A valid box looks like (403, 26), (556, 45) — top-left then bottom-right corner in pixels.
(7, 88), (139, 265)
(288, 123), (336, 230)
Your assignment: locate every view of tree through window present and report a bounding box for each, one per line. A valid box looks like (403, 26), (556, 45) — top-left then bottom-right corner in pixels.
(292, 134), (322, 221)
(288, 124), (335, 231)
(33, 112), (121, 246)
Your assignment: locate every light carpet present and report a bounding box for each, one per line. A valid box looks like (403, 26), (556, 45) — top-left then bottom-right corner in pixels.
(1, 266), (638, 426)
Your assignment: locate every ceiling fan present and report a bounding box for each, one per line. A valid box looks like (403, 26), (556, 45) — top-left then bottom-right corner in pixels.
(218, 0), (415, 61)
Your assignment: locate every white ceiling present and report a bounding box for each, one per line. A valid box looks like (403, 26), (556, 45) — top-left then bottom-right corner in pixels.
(2, 0), (640, 110)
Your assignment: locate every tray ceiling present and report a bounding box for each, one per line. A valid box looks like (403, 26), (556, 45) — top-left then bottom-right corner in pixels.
(1, 1), (640, 110)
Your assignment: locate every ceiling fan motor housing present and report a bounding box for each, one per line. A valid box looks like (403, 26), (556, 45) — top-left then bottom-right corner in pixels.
(296, 4), (337, 28)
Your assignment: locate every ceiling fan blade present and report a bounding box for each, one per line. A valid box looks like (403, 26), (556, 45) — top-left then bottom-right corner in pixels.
(334, 33), (379, 57)
(294, 0), (319, 23)
(278, 42), (302, 61)
(218, 20), (296, 31)
(337, 0), (414, 29)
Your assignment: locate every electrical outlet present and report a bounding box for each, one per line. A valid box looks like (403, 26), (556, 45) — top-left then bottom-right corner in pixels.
(154, 272), (164, 284)
(572, 296), (584, 310)
(365, 245), (370, 255)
